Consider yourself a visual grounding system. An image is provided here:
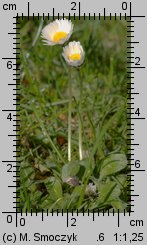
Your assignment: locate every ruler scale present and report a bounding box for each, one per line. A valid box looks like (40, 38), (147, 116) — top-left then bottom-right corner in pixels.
(0, 0), (146, 244)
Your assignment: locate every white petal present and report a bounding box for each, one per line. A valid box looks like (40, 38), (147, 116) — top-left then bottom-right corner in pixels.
(41, 18), (73, 45)
(62, 41), (85, 67)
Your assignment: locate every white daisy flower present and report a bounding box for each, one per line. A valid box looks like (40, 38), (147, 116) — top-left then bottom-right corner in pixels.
(62, 41), (85, 67)
(41, 18), (73, 46)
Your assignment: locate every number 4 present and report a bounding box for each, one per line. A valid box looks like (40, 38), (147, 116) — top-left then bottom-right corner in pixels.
(135, 108), (140, 116)
(7, 113), (12, 121)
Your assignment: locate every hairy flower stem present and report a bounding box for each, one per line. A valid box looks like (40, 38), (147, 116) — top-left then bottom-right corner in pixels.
(68, 69), (72, 161)
(78, 69), (83, 160)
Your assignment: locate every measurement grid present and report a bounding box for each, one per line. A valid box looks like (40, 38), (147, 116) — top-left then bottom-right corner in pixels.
(0, 0), (146, 244)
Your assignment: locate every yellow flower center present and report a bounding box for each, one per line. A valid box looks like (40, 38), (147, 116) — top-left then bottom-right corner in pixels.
(69, 53), (81, 61)
(53, 31), (67, 42)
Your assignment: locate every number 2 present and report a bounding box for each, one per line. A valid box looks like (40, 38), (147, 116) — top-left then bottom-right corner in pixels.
(7, 164), (13, 172)
(135, 57), (140, 66)
(71, 217), (76, 226)
(71, 2), (76, 10)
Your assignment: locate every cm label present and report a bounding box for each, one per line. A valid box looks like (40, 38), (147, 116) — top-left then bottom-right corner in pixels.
(3, 3), (16, 11)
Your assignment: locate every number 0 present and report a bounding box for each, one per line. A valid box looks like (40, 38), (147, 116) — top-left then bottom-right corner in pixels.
(122, 2), (127, 10)
(20, 218), (25, 226)
(7, 215), (13, 223)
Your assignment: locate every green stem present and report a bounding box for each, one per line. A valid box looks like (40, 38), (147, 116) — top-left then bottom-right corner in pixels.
(78, 69), (83, 160)
(35, 111), (65, 164)
(68, 69), (72, 162)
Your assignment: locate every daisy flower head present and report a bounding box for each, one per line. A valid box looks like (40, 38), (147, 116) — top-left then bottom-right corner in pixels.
(62, 41), (85, 67)
(41, 18), (73, 46)
(85, 183), (97, 197)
